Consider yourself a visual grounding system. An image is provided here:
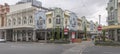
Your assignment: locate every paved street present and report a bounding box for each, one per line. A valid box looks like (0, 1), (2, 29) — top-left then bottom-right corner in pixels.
(82, 46), (120, 54)
(0, 41), (94, 54)
(0, 42), (75, 54)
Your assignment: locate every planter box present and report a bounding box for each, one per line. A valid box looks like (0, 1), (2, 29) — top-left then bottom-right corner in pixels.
(74, 39), (82, 43)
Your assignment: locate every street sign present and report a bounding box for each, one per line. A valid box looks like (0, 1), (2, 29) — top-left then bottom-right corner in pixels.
(72, 32), (75, 39)
(97, 25), (102, 31)
(71, 32), (75, 43)
(64, 28), (69, 35)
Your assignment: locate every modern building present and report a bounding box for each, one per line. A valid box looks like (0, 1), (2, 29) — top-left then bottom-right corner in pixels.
(105, 0), (120, 41)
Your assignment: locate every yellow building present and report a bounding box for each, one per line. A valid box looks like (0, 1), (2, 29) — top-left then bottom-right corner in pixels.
(64, 11), (70, 28)
(77, 18), (82, 31)
(86, 21), (90, 32)
(46, 11), (53, 29)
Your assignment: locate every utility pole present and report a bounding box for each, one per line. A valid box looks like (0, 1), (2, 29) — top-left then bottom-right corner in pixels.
(98, 15), (101, 41)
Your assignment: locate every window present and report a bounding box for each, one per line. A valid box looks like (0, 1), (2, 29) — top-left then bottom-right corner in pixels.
(49, 18), (51, 23)
(110, 0), (112, 2)
(56, 18), (60, 24)
(18, 18), (21, 25)
(65, 19), (67, 24)
(8, 19), (11, 26)
(23, 17), (27, 24)
(43, 20), (45, 24)
(72, 18), (76, 27)
(39, 17), (42, 25)
(13, 18), (16, 25)
(78, 23), (81, 26)
(56, 15), (60, 24)
(110, 7), (113, 11)
(29, 16), (33, 24)
(87, 25), (89, 28)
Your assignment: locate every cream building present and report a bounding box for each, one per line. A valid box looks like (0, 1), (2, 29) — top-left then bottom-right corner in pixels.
(0, 1), (42, 41)
(46, 11), (53, 29)
(77, 18), (82, 31)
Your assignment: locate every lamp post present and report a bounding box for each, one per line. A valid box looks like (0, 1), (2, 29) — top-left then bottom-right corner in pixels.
(97, 15), (102, 41)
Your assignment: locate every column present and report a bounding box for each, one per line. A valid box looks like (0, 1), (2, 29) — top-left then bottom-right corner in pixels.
(20, 30), (23, 41)
(45, 31), (47, 42)
(4, 30), (7, 41)
(15, 30), (18, 42)
(114, 29), (118, 41)
(76, 31), (78, 39)
(33, 30), (36, 41)
(41, 32), (42, 38)
(12, 30), (15, 41)
(26, 30), (29, 41)
(0, 31), (2, 39)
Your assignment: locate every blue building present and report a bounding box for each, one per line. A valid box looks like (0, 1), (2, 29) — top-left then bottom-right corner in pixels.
(69, 13), (78, 31)
(35, 11), (46, 30)
(34, 10), (48, 40)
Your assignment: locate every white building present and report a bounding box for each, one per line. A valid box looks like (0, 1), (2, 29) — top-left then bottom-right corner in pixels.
(0, 0), (46, 42)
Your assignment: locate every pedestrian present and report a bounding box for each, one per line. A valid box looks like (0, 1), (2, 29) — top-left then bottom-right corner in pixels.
(91, 35), (95, 41)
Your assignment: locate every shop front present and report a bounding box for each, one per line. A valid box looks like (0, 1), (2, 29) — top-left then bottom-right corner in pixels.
(103, 25), (120, 42)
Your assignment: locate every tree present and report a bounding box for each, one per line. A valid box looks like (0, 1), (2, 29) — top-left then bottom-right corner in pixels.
(56, 26), (60, 40)
(84, 24), (87, 39)
(62, 27), (64, 40)
(102, 30), (106, 42)
(51, 28), (54, 41)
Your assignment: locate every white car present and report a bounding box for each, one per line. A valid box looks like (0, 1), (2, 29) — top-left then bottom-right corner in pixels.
(0, 39), (6, 43)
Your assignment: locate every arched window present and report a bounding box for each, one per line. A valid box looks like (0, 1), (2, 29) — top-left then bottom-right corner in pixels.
(110, 7), (113, 11)
(29, 16), (33, 24)
(49, 18), (51, 23)
(18, 18), (21, 25)
(23, 17), (27, 24)
(56, 15), (60, 24)
(13, 18), (16, 25)
(8, 19), (11, 26)
(39, 17), (42, 25)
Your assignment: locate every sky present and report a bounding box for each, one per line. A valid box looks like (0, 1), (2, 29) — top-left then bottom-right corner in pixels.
(0, 0), (108, 25)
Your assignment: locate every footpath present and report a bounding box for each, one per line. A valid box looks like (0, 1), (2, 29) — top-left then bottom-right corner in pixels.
(61, 41), (94, 54)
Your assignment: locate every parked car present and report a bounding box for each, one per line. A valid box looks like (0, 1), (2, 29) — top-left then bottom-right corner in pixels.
(0, 39), (6, 43)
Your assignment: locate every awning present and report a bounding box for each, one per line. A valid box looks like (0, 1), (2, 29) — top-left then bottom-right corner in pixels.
(103, 25), (120, 30)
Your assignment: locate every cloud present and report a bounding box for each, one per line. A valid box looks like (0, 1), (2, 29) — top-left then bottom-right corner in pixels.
(0, 0), (108, 25)
(0, 0), (20, 5)
(39, 0), (108, 25)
